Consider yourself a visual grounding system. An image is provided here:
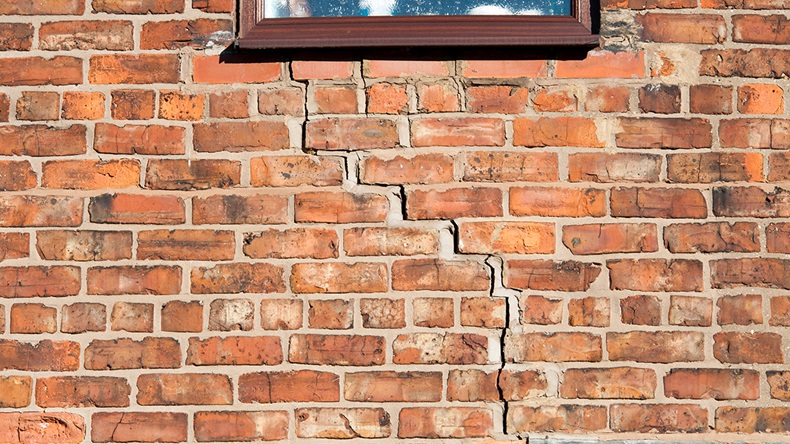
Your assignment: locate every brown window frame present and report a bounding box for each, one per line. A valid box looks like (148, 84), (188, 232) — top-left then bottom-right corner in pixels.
(238, 0), (598, 49)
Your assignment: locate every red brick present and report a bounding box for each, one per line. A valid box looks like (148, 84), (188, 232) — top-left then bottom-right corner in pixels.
(561, 368), (656, 399)
(533, 86), (577, 112)
(308, 299), (353, 329)
(767, 371), (790, 400)
(459, 222), (555, 254)
(718, 294), (763, 325)
(138, 230), (234, 261)
(392, 259), (490, 291)
(209, 298), (253, 331)
(359, 298), (405, 328)
(665, 369), (759, 400)
(514, 117), (603, 147)
(245, 228), (338, 259)
(251, 155), (343, 187)
(690, 84), (733, 114)
(466, 314), (508, 341)
(95, 123), (184, 155)
(365, 60), (449, 77)
(511, 187), (606, 217)
(42, 159), (139, 190)
(258, 88), (305, 116)
(0, 340), (80, 371)
(608, 0), (696, 7)
(292, 61), (354, 80)
(0, 266), (80, 297)
(61, 303), (106, 334)
(664, 222), (760, 253)
(193, 55), (280, 83)
(158, 90), (204, 121)
(89, 193), (184, 224)
(712, 258), (790, 289)
(464, 151), (558, 182)
(0, 195), (81, 228)
(239, 370), (339, 403)
(0, 23), (33, 50)
(92, 0), (183, 13)
(313, 85), (358, 114)
(716, 407), (790, 433)
(616, 118), (712, 148)
(295, 191), (388, 223)
(193, 0), (232, 12)
(393, 333), (488, 365)
(416, 81), (460, 112)
(289, 334), (385, 366)
(195, 121), (289, 152)
(399, 408), (493, 439)
(767, 223), (790, 253)
(412, 117), (504, 147)
(39, 20), (133, 51)
(669, 295), (712, 326)
(110, 90), (155, 120)
(92, 412), (187, 443)
(295, 408), (391, 439)
(586, 85), (630, 112)
(407, 187), (502, 219)
(366, 83), (407, 114)
(638, 84), (681, 113)
(719, 118), (790, 149)
(0, 124), (85, 156)
(0, 412), (84, 444)
(61, 92), (104, 120)
(556, 51), (645, 78)
(209, 90), (248, 118)
(563, 223), (657, 255)
(291, 263), (388, 294)
(190, 263), (285, 294)
(194, 411), (288, 442)
(145, 159), (240, 190)
(89, 54), (179, 84)
(193, 194), (287, 225)
(0, 376), (31, 408)
(611, 404), (707, 433)
(506, 332), (602, 362)
(87, 266), (180, 295)
(714, 331), (783, 363)
(638, 13), (726, 43)
(769, 152), (790, 181)
(161, 301), (202, 333)
(187, 336), (282, 366)
(611, 187), (707, 218)
(519, 295), (563, 325)
(344, 227), (438, 256)
(668, 152), (763, 183)
(0, 93), (8, 122)
(715, 186), (790, 218)
(733, 14), (790, 44)
(507, 260), (601, 291)
(0, 161), (36, 191)
(467, 85), (528, 113)
(738, 83), (784, 114)
(361, 153), (454, 185)
(700, 48), (790, 78)
(307, 118), (398, 149)
(84, 338), (180, 370)
(413, 297), (454, 328)
(0, 233), (28, 261)
(10, 303), (56, 333)
(462, 60), (547, 78)
(0, 56), (82, 86)
(345, 371), (442, 402)
(137, 373), (232, 405)
(607, 331), (705, 363)
(447, 369), (498, 402)
(609, 259), (702, 292)
(508, 405), (606, 434)
(141, 19), (232, 50)
(568, 297), (610, 327)
(16, 91), (59, 121)
(500, 370), (548, 400)
(36, 376), (130, 408)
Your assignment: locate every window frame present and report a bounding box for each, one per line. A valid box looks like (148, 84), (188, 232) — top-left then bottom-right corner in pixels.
(238, 0), (598, 49)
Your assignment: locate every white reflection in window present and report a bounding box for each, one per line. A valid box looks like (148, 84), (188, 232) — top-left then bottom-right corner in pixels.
(265, 0), (565, 18)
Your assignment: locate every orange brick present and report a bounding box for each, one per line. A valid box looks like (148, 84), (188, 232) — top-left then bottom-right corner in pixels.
(194, 55), (280, 83)
(738, 84), (784, 114)
(556, 51), (645, 79)
(61, 92), (104, 120)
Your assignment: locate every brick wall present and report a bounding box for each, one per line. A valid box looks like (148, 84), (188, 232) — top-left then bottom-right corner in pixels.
(0, 0), (789, 442)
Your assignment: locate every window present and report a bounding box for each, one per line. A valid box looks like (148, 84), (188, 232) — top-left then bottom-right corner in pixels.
(238, 0), (597, 48)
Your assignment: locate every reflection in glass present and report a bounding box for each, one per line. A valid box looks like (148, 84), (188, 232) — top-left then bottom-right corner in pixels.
(265, 0), (570, 18)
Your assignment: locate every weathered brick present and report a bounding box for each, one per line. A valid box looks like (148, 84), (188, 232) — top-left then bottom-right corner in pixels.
(738, 84), (784, 114)
(110, 90), (156, 120)
(366, 83), (407, 114)
(137, 373), (232, 405)
(508, 405), (607, 434)
(344, 228), (437, 257)
(94, 123), (185, 155)
(568, 297), (610, 327)
(10, 303), (56, 333)
(194, 411), (288, 442)
(464, 151), (558, 182)
(89, 54), (180, 84)
(292, 262), (387, 294)
(664, 222), (760, 253)
(209, 90), (248, 118)
(399, 408), (493, 439)
(563, 223), (658, 255)
(42, 159), (140, 189)
(61, 303), (106, 334)
(714, 331), (783, 363)
(690, 84), (733, 114)
(87, 266), (181, 295)
(519, 295), (563, 325)
(258, 87), (304, 115)
(0, 376), (31, 408)
(84, 338), (181, 370)
(569, 153), (661, 183)
(669, 295), (712, 327)
(733, 14), (790, 44)
(719, 118), (790, 149)
(309, 299), (353, 329)
(460, 297), (505, 328)
(561, 368), (656, 399)
(506, 332), (602, 362)
(193, 194), (288, 225)
(417, 80), (460, 112)
(0, 57), (82, 86)
(39, 21), (133, 51)
(194, 121), (289, 152)
(394, 333), (488, 365)
(295, 408), (391, 439)
(313, 85), (358, 114)
(718, 294), (763, 325)
(209, 298), (253, 331)
(109, 302), (153, 332)
(665, 369), (759, 400)
(407, 187), (502, 219)
(345, 371), (442, 402)
(392, 259), (490, 291)
(359, 298), (405, 329)
(161, 301), (202, 333)
(616, 118), (712, 148)
(607, 331), (705, 363)
(289, 334), (385, 366)
(89, 194), (184, 224)
(611, 404), (707, 433)
(361, 153), (454, 185)
(295, 191), (387, 223)
(307, 118), (398, 150)
(514, 117), (603, 147)
(467, 85), (529, 113)
(92, 0), (183, 13)
(0, 125), (85, 156)
(36, 376), (130, 407)
(611, 187), (707, 218)
(158, 90), (204, 121)
(638, 84), (680, 114)
(0, 233), (28, 261)
(511, 187), (606, 217)
(507, 260), (601, 291)
(0, 340), (80, 371)
(586, 85), (630, 112)
(61, 91), (104, 120)
(413, 297), (454, 328)
(145, 160), (241, 190)
(716, 407), (790, 433)
(0, 413), (84, 444)
(92, 412), (187, 443)
(638, 13), (726, 43)
(245, 228), (338, 259)
(412, 117), (504, 147)
(0, 266), (80, 297)
(767, 223), (790, 253)
(0, 161), (36, 191)
(609, 259), (702, 292)
(700, 49), (790, 78)
(712, 258), (790, 289)
(250, 155), (343, 187)
(767, 371), (790, 400)
(141, 19), (232, 50)
(669, 152), (763, 183)
(239, 370), (339, 403)
(0, 23), (33, 51)
(187, 336), (282, 366)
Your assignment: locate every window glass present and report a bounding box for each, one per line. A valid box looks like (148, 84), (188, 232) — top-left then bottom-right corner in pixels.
(264, 0), (571, 18)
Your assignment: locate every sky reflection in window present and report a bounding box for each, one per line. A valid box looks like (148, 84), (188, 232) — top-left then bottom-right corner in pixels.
(265, 0), (570, 18)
